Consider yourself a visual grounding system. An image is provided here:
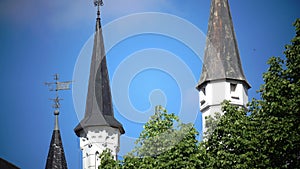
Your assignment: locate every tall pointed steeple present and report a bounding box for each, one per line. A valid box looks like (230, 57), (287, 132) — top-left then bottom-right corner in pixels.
(74, 1), (125, 137)
(74, 1), (124, 168)
(197, 0), (250, 135)
(45, 110), (68, 169)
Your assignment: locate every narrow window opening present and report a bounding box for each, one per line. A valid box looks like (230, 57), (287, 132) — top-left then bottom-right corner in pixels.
(230, 83), (237, 93)
(230, 83), (239, 100)
(200, 87), (206, 106)
(201, 87), (206, 95)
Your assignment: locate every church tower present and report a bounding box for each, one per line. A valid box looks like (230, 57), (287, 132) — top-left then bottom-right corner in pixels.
(74, 1), (125, 168)
(196, 0), (251, 135)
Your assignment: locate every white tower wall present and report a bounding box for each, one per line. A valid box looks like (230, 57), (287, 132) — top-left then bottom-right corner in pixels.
(79, 127), (120, 169)
(199, 80), (248, 134)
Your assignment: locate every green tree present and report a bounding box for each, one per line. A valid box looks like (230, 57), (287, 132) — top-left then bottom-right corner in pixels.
(100, 105), (201, 169)
(124, 105), (201, 168)
(204, 112), (221, 140)
(204, 101), (267, 168)
(99, 149), (120, 169)
(132, 105), (180, 157)
(250, 18), (300, 168)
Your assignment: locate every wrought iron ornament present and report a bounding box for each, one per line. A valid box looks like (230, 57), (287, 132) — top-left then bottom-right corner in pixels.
(45, 74), (72, 112)
(94, 0), (104, 7)
(94, 0), (104, 19)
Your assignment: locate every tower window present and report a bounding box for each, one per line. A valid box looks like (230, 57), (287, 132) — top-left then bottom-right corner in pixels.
(201, 87), (206, 95)
(200, 100), (206, 106)
(230, 83), (239, 100)
(200, 87), (206, 106)
(230, 83), (237, 92)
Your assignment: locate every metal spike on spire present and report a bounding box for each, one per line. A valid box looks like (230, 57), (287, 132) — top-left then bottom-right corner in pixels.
(93, 0), (104, 29)
(94, 0), (103, 19)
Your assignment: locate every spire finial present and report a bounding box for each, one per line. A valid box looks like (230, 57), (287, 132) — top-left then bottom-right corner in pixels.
(45, 74), (72, 130)
(94, 0), (103, 19)
(93, 0), (104, 30)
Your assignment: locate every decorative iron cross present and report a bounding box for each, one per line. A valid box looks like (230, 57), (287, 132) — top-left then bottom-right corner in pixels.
(94, 0), (104, 7)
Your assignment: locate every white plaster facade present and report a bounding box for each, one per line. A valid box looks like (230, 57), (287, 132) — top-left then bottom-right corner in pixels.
(79, 126), (120, 169)
(199, 79), (248, 134)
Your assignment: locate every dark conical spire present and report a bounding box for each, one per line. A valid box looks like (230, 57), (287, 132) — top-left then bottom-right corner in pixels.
(197, 0), (250, 90)
(74, 5), (125, 136)
(45, 110), (68, 169)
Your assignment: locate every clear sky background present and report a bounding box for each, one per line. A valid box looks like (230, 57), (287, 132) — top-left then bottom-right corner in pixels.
(0, 0), (299, 168)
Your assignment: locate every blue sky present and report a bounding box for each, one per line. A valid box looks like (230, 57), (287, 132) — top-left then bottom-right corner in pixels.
(0, 0), (299, 168)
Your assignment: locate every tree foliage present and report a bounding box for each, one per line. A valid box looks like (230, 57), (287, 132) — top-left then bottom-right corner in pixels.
(98, 149), (120, 169)
(250, 18), (300, 168)
(203, 101), (265, 168)
(99, 106), (201, 168)
(123, 105), (200, 169)
(99, 19), (300, 169)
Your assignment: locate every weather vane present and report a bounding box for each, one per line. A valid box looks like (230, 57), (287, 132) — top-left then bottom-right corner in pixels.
(45, 74), (72, 113)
